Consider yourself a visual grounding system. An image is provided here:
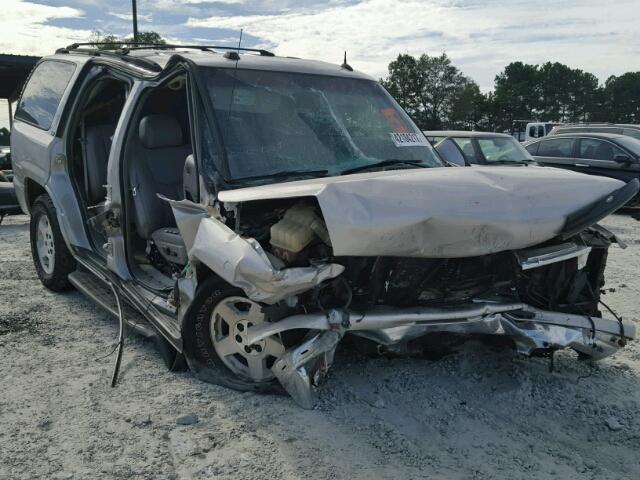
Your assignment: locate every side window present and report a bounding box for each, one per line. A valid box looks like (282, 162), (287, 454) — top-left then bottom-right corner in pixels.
(578, 139), (625, 161)
(452, 137), (479, 163)
(528, 126), (537, 138)
(435, 138), (466, 166)
(15, 60), (76, 130)
(537, 138), (574, 158)
(525, 142), (539, 155)
(622, 129), (640, 140)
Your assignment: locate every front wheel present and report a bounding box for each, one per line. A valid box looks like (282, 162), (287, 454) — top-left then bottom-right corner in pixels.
(182, 276), (286, 394)
(29, 194), (76, 291)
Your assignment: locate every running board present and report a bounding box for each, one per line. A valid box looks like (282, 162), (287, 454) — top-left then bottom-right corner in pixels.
(68, 270), (155, 338)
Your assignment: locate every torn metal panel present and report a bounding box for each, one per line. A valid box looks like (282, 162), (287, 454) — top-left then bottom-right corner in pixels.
(176, 264), (197, 326)
(219, 166), (624, 258)
(160, 196), (209, 250)
(272, 331), (342, 409)
(166, 197), (344, 304)
(189, 217), (344, 303)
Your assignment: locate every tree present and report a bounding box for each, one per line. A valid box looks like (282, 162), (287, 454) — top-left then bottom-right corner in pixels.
(602, 72), (640, 123)
(492, 62), (540, 132)
(89, 30), (166, 49)
(449, 82), (486, 130)
(382, 53), (478, 130)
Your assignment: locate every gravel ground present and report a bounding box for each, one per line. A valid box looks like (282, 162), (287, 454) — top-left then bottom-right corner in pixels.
(1, 213), (640, 480)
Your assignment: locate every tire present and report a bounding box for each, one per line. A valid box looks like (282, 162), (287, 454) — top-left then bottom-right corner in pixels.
(182, 275), (284, 394)
(30, 194), (76, 291)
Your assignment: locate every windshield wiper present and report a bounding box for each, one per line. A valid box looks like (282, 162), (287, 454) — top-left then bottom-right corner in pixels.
(487, 159), (531, 166)
(230, 169), (329, 184)
(341, 159), (428, 175)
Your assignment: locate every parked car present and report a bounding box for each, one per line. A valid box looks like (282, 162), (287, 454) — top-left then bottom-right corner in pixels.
(424, 131), (536, 166)
(11, 44), (638, 408)
(524, 133), (640, 206)
(549, 123), (640, 140)
(0, 170), (21, 222)
(0, 146), (10, 170)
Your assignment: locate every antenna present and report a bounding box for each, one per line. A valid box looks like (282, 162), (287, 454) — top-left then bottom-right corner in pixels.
(224, 28), (243, 61)
(341, 51), (353, 71)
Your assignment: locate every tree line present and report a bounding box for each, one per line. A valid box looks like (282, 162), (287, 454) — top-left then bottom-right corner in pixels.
(382, 53), (640, 133)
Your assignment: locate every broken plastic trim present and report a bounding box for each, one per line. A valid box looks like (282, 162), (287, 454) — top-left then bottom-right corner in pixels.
(515, 242), (591, 270)
(163, 197), (344, 304)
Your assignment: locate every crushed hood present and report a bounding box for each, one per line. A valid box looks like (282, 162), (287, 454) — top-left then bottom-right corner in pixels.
(218, 166), (625, 258)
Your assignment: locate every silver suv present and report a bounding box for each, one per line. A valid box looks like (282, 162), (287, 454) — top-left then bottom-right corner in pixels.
(11, 44), (638, 407)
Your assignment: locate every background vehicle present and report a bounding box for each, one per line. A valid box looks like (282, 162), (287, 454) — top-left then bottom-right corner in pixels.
(0, 146), (10, 170)
(424, 131), (536, 166)
(509, 120), (562, 142)
(10, 44), (637, 408)
(525, 133), (640, 206)
(549, 123), (640, 140)
(0, 172), (20, 222)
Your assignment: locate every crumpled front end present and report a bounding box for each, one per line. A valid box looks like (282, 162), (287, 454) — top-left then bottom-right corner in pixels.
(167, 170), (638, 409)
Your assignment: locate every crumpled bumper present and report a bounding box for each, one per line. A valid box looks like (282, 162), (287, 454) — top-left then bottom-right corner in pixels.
(250, 302), (635, 408)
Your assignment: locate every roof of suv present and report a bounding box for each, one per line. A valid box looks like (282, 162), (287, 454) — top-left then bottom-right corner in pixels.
(53, 46), (374, 80)
(423, 130), (512, 138)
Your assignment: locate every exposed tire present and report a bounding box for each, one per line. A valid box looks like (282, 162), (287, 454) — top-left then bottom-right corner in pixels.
(182, 275), (284, 394)
(29, 194), (76, 291)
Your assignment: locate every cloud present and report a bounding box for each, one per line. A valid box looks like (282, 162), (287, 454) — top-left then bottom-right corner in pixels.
(1, 0), (639, 92)
(187, 0), (640, 90)
(108, 11), (153, 23)
(0, 0), (91, 55)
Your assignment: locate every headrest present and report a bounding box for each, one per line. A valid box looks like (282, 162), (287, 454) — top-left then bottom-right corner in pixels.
(139, 114), (183, 149)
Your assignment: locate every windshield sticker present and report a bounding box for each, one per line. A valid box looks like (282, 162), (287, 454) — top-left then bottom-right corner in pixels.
(390, 132), (430, 147)
(381, 108), (410, 133)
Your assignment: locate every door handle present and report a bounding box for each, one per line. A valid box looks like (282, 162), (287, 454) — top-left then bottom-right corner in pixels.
(575, 163), (589, 167)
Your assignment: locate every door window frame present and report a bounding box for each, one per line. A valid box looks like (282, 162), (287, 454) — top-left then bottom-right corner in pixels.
(14, 59), (78, 132)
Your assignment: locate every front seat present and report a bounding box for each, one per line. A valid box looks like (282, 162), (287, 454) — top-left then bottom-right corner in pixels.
(129, 114), (191, 264)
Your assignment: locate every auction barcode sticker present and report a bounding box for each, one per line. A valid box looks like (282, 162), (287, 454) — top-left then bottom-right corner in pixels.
(390, 132), (430, 147)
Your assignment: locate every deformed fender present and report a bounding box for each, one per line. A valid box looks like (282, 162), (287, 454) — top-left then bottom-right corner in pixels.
(164, 196), (344, 304)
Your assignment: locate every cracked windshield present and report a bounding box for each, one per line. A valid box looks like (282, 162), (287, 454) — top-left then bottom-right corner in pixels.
(204, 69), (442, 180)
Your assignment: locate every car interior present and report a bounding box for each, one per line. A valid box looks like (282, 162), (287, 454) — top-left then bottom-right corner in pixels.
(122, 74), (194, 290)
(68, 75), (128, 247)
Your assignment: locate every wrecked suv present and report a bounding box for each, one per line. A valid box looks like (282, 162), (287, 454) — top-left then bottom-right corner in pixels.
(11, 44), (639, 408)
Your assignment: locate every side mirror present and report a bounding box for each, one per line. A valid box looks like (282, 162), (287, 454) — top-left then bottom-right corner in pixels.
(183, 154), (199, 201)
(614, 154), (632, 164)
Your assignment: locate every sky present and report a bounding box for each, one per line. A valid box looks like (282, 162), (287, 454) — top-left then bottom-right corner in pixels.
(1, 0), (640, 129)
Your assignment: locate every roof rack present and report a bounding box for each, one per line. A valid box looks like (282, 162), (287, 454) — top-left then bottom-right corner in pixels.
(61, 42), (275, 57)
(56, 44), (163, 72)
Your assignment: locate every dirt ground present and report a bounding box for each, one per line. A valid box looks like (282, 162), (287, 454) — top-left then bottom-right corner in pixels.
(1, 212), (640, 480)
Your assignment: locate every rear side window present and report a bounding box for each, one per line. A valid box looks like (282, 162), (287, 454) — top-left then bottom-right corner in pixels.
(537, 138), (574, 157)
(578, 139), (625, 161)
(15, 60), (76, 130)
(525, 142), (539, 155)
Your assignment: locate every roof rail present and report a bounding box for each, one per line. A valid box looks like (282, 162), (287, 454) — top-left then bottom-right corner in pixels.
(61, 42), (275, 57)
(55, 45), (163, 72)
